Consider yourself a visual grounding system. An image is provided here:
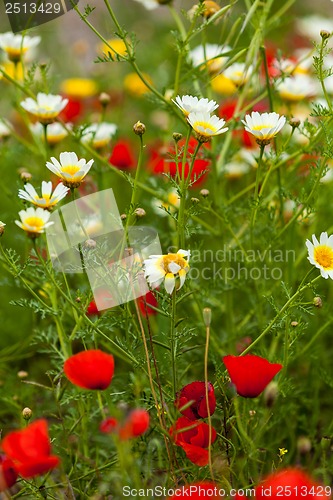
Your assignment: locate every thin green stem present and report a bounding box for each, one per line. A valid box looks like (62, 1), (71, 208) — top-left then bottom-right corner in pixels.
(241, 272), (322, 356)
(170, 290), (178, 397)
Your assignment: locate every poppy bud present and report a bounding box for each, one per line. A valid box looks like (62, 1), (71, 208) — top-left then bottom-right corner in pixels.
(203, 308), (212, 327)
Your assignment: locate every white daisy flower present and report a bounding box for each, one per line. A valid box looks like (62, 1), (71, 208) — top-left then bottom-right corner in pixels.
(81, 122), (117, 149)
(187, 112), (228, 142)
(241, 112), (286, 145)
(46, 152), (94, 188)
(276, 75), (317, 102)
(189, 44), (230, 73)
(30, 122), (70, 145)
(144, 249), (190, 294)
(306, 232), (333, 279)
(222, 62), (253, 86)
(20, 93), (68, 124)
(0, 32), (40, 62)
(132, 0), (158, 9)
(173, 95), (219, 117)
(18, 181), (69, 209)
(15, 207), (54, 238)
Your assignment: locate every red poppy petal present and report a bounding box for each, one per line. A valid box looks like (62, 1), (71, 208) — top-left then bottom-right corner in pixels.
(64, 349), (114, 390)
(255, 468), (327, 499)
(223, 354), (282, 398)
(2, 420), (51, 462)
(16, 456), (60, 479)
(179, 442), (210, 466)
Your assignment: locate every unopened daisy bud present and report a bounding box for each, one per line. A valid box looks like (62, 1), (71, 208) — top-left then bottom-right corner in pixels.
(17, 370), (28, 379)
(320, 30), (331, 40)
(313, 296), (322, 308)
(22, 407), (32, 420)
(133, 121), (146, 136)
(173, 132), (182, 143)
(75, 297), (81, 303)
(203, 307), (212, 326)
(321, 436), (331, 451)
(0, 222), (5, 237)
(263, 381), (279, 408)
(249, 410), (256, 417)
(289, 117), (300, 129)
(297, 436), (312, 455)
(84, 238), (97, 249)
(19, 171), (32, 183)
(191, 197), (200, 204)
(200, 188), (210, 198)
(121, 213), (127, 220)
(134, 207), (146, 218)
(99, 92), (111, 107)
(291, 321), (299, 327)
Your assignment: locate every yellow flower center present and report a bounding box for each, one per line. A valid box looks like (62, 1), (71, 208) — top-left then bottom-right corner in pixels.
(194, 121), (216, 134)
(252, 124), (273, 131)
(314, 245), (333, 269)
(160, 254), (188, 274)
(25, 216), (45, 229)
(61, 165), (81, 176)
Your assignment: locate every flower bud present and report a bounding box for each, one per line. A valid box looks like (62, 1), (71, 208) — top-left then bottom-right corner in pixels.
(99, 92), (111, 106)
(19, 170), (32, 183)
(173, 132), (182, 143)
(320, 30), (331, 40)
(289, 117), (300, 129)
(191, 197), (200, 204)
(313, 296), (322, 308)
(133, 121), (146, 136)
(291, 321), (299, 327)
(22, 407), (32, 421)
(263, 381), (279, 408)
(203, 307), (212, 327)
(321, 436), (331, 451)
(84, 238), (97, 249)
(134, 207), (146, 218)
(200, 189), (210, 198)
(249, 410), (256, 417)
(0, 222), (5, 237)
(297, 436), (312, 455)
(17, 370), (28, 379)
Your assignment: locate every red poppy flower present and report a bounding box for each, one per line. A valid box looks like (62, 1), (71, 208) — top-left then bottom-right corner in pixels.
(175, 381), (216, 420)
(99, 417), (119, 434)
(167, 481), (223, 499)
(223, 354), (282, 398)
(109, 140), (136, 169)
(64, 349), (115, 390)
(255, 468), (329, 499)
(119, 409), (150, 440)
(59, 98), (83, 122)
(149, 138), (210, 187)
(86, 299), (100, 316)
(100, 409), (150, 440)
(0, 455), (17, 491)
(1, 420), (60, 479)
(170, 416), (216, 466)
(137, 291), (158, 316)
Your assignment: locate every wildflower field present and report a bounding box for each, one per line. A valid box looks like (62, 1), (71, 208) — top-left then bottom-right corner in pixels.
(1, 0), (333, 497)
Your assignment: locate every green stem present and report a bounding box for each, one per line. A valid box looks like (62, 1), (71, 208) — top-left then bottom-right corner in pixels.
(170, 290), (178, 397)
(241, 272), (322, 356)
(177, 127), (192, 248)
(250, 143), (266, 244)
